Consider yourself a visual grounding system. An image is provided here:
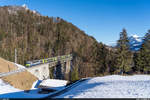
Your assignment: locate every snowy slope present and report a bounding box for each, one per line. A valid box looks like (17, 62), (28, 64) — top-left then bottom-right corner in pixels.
(2, 75), (150, 98)
(56, 75), (150, 98)
(0, 79), (67, 98)
(0, 78), (53, 98)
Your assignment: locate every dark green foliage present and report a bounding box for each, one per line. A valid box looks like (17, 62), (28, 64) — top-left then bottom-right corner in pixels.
(71, 67), (79, 82)
(116, 29), (133, 74)
(107, 50), (118, 74)
(0, 30), (5, 41)
(134, 30), (150, 74)
(94, 42), (108, 75)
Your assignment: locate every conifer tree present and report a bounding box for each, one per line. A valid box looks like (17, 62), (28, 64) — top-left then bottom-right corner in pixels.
(135, 30), (150, 73)
(116, 29), (132, 74)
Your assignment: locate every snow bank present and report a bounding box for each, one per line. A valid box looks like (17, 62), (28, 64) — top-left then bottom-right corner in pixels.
(39, 79), (68, 91)
(40, 79), (68, 87)
(56, 75), (150, 98)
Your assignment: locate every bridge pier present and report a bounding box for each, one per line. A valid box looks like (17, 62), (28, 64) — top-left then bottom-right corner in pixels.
(27, 63), (50, 80)
(55, 61), (63, 79)
(66, 60), (71, 74)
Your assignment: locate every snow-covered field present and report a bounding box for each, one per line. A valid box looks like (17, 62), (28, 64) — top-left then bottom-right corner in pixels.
(1, 75), (150, 98)
(56, 75), (150, 98)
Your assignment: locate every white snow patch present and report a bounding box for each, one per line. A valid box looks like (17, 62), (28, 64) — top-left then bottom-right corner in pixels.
(56, 75), (150, 98)
(131, 34), (142, 42)
(132, 34), (139, 38)
(40, 79), (68, 87)
(135, 38), (142, 42)
(39, 79), (68, 91)
(31, 80), (38, 89)
(22, 4), (29, 10)
(33, 10), (36, 14)
(14, 63), (26, 69)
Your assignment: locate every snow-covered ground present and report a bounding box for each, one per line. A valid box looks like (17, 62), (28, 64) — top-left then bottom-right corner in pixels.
(56, 75), (150, 98)
(0, 78), (67, 98)
(39, 79), (68, 91)
(0, 79), (49, 98)
(1, 75), (150, 98)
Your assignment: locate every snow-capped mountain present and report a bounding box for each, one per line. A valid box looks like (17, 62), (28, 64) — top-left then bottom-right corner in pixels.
(129, 35), (144, 51)
(107, 34), (144, 51)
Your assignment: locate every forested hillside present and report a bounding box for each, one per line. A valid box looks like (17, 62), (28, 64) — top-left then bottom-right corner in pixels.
(0, 6), (108, 79)
(0, 5), (150, 80)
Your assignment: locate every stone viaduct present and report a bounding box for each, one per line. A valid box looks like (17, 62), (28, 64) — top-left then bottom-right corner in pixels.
(27, 54), (73, 80)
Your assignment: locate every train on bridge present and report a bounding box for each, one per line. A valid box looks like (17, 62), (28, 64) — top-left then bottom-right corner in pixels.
(25, 54), (72, 67)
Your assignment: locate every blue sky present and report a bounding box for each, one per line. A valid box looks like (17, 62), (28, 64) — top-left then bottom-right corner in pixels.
(0, 0), (150, 45)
